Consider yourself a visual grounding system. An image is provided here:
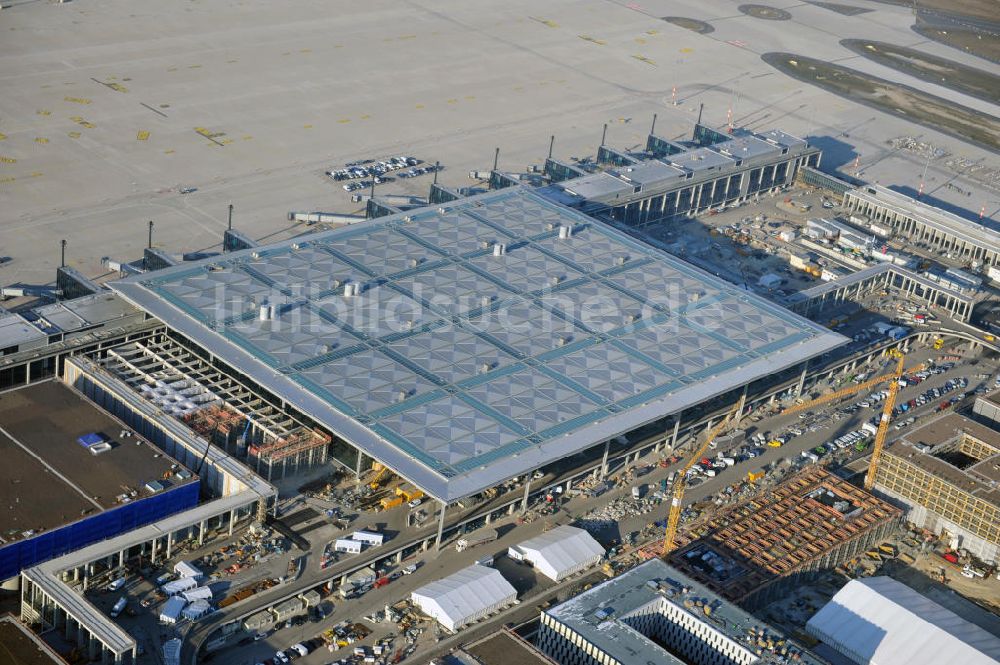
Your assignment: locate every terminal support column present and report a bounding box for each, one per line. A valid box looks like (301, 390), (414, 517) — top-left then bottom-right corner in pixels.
(434, 501), (447, 552)
(599, 440), (611, 480)
(796, 359), (809, 397)
(669, 412), (682, 451)
(735, 384), (748, 424)
(520, 479), (532, 514)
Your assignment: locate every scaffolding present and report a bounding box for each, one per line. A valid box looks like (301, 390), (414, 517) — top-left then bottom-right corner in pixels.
(248, 428), (332, 480)
(99, 336), (334, 480)
(669, 467), (901, 607)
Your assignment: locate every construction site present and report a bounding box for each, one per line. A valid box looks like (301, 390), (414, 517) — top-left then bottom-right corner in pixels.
(94, 335), (334, 482)
(669, 466), (902, 609)
(0, 381), (200, 582)
(873, 411), (1000, 564)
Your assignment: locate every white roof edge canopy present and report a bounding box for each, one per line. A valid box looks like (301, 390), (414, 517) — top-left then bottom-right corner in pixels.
(111, 187), (846, 501)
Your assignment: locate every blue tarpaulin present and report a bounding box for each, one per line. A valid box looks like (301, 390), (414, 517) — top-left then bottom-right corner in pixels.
(77, 432), (105, 448)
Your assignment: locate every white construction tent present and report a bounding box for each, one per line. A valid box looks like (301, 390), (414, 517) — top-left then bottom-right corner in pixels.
(182, 599), (212, 621)
(411, 564), (516, 632)
(806, 577), (1000, 665)
(161, 576), (197, 596)
(162, 638), (182, 665)
(507, 525), (604, 582)
(159, 596), (187, 625)
(174, 560), (203, 579)
(182, 586), (213, 602)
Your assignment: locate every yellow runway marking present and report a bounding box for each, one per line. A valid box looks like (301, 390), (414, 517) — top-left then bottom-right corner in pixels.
(359, 114), (371, 120)
(30, 172), (43, 178)
(303, 124), (313, 129)
(398, 34), (416, 40)
(137, 130), (150, 141)
(337, 118), (351, 123)
(414, 104), (425, 109)
(464, 96), (475, 101)
(242, 135), (253, 141)
(64, 96), (92, 104)
(107, 82), (128, 93)
(447, 98), (458, 104)
(168, 67), (178, 72)
(632, 55), (656, 66)
(164, 149), (176, 154)
(529, 17), (559, 28)
(189, 64), (202, 69)
(220, 138), (234, 145)
(68, 131), (81, 139)
(34, 137), (49, 144)
(579, 35), (606, 45)
(227, 59), (238, 64)
(0, 156), (16, 164)
(37, 109), (51, 116)
(680, 47), (694, 54)
(0, 134), (6, 141)
(646, 29), (659, 35)
(635, 37), (647, 44)
(300, 48), (311, 53)
(0, 177), (15, 184)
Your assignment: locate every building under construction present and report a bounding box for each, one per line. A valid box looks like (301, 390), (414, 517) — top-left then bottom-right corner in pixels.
(873, 412), (1000, 564)
(669, 466), (901, 609)
(89, 335), (334, 481)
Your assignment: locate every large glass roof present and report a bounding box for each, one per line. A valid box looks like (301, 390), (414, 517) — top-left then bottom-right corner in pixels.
(112, 188), (845, 500)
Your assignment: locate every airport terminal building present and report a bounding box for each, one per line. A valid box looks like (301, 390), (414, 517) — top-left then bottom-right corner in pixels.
(540, 124), (822, 226)
(0, 127), (850, 664)
(109, 186), (844, 507)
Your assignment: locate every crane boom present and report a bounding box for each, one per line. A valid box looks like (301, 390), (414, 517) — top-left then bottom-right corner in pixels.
(864, 353), (906, 490)
(662, 408), (737, 556)
(781, 359), (924, 417)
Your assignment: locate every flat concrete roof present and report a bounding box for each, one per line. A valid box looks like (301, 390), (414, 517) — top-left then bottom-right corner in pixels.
(544, 559), (824, 665)
(889, 413), (1000, 507)
(846, 185), (1000, 249)
(0, 381), (194, 541)
(112, 187), (845, 501)
(0, 615), (65, 665)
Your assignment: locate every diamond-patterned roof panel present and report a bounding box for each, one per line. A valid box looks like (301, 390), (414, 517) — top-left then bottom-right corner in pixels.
(125, 187), (846, 499)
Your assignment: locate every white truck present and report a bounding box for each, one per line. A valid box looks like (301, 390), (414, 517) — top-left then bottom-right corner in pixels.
(455, 528), (498, 553)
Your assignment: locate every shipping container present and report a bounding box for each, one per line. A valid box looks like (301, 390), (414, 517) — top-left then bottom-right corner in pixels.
(456, 528), (498, 552)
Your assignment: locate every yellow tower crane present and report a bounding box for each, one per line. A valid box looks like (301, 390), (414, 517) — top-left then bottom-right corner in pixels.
(781, 348), (916, 491)
(864, 349), (906, 490)
(662, 408), (737, 557)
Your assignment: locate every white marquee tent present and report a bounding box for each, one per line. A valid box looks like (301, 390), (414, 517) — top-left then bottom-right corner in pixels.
(806, 577), (1000, 665)
(159, 596), (187, 625)
(411, 564), (516, 632)
(507, 525), (604, 582)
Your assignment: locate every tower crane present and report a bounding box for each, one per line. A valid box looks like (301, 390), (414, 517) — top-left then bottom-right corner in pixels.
(662, 408), (737, 556)
(864, 348), (906, 490)
(781, 348), (917, 491)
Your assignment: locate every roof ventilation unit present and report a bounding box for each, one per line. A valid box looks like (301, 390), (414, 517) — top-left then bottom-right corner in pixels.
(558, 225), (573, 239)
(258, 302), (274, 321)
(345, 283), (360, 297)
(251, 251), (262, 259)
(492, 243), (506, 257)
